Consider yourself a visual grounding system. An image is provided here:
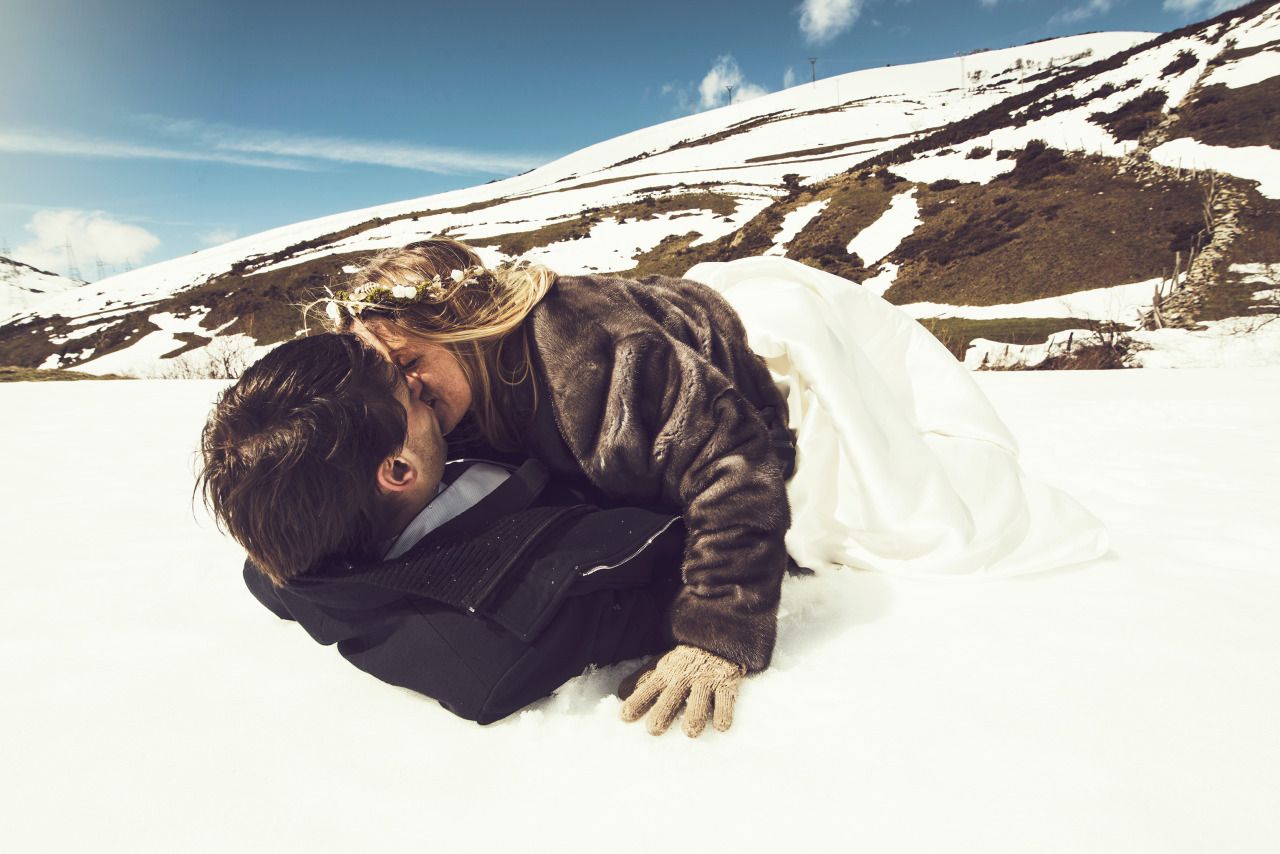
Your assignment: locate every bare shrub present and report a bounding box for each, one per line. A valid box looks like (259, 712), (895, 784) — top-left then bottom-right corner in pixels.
(155, 337), (257, 380)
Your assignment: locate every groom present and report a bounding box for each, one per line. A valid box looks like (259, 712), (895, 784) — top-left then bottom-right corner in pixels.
(198, 332), (745, 735)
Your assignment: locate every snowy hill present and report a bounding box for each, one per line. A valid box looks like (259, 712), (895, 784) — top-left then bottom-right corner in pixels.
(0, 256), (83, 326)
(3, 0), (1278, 376)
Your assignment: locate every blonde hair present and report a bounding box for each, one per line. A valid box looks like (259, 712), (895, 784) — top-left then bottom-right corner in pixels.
(327, 238), (557, 450)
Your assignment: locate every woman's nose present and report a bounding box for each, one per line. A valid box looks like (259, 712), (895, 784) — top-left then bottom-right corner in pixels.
(404, 371), (425, 397)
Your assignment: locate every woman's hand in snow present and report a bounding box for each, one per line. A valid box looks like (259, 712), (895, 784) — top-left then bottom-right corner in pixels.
(618, 645), (745, 737)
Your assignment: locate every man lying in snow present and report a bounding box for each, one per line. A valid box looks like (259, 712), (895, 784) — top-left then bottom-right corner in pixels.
(198, 332), (783, 736)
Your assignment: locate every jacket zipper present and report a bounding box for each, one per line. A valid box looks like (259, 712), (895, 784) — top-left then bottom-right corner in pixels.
(447, 457), (519, 472)
(580, 517), (681, 578)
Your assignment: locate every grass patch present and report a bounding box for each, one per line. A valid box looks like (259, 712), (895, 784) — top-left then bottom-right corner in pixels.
(883, 152), (1205, 306)
(470, 216), (599, 257)
(1195, 263), (1280, 322)
(0, 366), (130, 382)
(469, 191), (740, 257)
(1229, 195), (1280, 266)
(171, 250), (370, 346)
(1160, 49), (1198, 78)
(1167, 77), (1280, 149)
(782, 176), (899, 279)
(0, 249), (369, 370)
(1089, 89), (1168, 141)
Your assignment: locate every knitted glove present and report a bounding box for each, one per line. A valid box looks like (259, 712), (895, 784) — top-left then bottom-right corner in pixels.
(618, 644), (745, 737)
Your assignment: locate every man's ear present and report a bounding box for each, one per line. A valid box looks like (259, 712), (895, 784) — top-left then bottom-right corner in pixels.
(376, 454), (418, 494)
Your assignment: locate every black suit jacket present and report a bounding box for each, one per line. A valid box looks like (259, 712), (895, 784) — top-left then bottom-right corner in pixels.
(244, 460), (686, 724)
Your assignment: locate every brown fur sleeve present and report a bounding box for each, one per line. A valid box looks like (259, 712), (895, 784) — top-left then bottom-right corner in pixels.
(581, 330), (790, 672)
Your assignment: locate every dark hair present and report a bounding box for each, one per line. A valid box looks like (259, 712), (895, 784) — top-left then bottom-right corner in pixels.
(197, 333), (408, 586)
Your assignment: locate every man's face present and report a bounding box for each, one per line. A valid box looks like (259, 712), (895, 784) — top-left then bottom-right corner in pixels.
(391, 369), (446, 499)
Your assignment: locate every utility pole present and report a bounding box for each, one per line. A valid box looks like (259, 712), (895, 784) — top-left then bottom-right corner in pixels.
(63, 240), (82, 281)
(809, 57), (818, 84)
(725, 84), (736, 103)
(96, 257), (106, 280)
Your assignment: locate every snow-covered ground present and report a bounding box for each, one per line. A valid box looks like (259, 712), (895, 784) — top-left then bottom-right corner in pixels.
(764, 199), (830, 256)
(3, 371), (1277, 852)
(1149, 137), (1280, 199)
(905, 275), (1170, 324)
(847, 188), (920, 267)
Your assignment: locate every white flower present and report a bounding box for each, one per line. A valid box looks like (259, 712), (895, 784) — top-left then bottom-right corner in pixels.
(450, 268), (465, 282)
(325, 300), (343, 324)
(391, 285), (417, 299)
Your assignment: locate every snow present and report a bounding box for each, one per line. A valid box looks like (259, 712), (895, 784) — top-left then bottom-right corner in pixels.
(2, 370), (1277, 852)
(890, 145), (1018, 184)
(845, 189), (920, 266)
(764, 199), (829, 256)
(1202, 48), (1280, 89)
(0, 257), (82, 324)
(859, 261), (901, 298)
(1228, 3), (1280, 50)
(1149, 137), (1280, 199)
(962, 311), (1280, 370)
(522, 204), (769, 273)
(963, 330), (1093, 369)
(1129, 314), (1280, 367)
(76, 309), (214, 375)
(903, 276), (1170, 324)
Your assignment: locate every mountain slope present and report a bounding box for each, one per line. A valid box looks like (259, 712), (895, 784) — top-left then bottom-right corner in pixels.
(3, 0), (1277, 375)
(0, 257), (83, 326)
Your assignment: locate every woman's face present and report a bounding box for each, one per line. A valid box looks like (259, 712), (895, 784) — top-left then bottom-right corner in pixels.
(355, 319), (473, 435)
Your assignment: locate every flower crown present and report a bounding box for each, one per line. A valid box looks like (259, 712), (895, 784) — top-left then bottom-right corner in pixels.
(325, 264), (491, 324)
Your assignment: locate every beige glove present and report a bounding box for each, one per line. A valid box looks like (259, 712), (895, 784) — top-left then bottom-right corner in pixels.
(618, 644), (745, 737)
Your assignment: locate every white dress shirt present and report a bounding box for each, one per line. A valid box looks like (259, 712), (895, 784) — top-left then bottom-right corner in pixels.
(382, 462), (512, 560)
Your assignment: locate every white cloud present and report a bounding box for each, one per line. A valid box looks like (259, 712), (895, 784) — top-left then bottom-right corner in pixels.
(798, 0), (865, 44)
(1050, 0), (1115, 26)
(697, 55), (770, 109)
(979, 0), (1000, 7)
(783, 66), (798, 88)
(198, 228), (238, 248)
(0, 120), (545, 177)
(1162, 0), (1240, 14)
(143, 117), (544, 176)
(0, 129), (311, 171)
(13, 210), (161, 279)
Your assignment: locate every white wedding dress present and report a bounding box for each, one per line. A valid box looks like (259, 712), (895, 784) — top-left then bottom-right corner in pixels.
(683, 256), (1109, 578)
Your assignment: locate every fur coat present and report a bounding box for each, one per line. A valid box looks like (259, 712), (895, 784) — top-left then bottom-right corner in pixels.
(518, 273), (793, 673)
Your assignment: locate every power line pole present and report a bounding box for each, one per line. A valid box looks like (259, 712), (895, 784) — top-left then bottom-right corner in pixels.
(809, 57), (818, 84)
(63, 240), (82, 281)
(725, 84), (736, 104)
(96, 257), (106, 280)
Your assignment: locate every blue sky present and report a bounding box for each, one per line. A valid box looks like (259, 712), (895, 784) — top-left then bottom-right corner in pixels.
(0, 0), (1243, 278)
